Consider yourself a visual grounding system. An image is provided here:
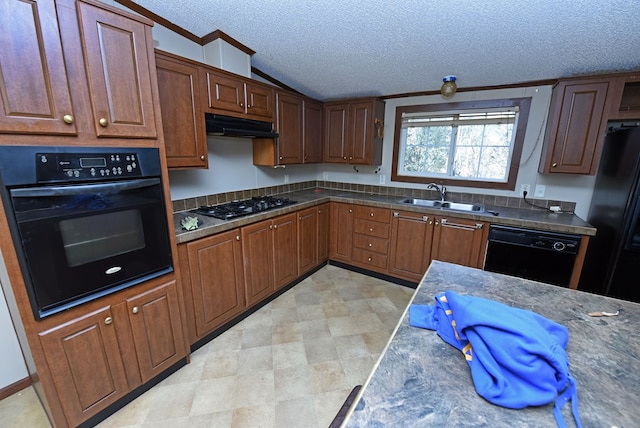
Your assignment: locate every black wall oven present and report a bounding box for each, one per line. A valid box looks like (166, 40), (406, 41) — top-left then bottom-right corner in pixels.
(0, 146), (173, 319)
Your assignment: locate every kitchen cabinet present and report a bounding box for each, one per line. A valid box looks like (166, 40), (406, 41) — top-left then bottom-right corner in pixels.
(323, 97), (384, 165)
(539, 77), (611, 174)
(431, 216), (488, 268)
(155, 51), (207, 168)
(389, 211), (434, 282)
(253, 92), (323, 166)
(607, 73), (640, 120)
(298, 203), (330, 275)
(200, 67), (274, 121)
(242, 213), (297, 306)
(180, 230), (245, 342)
(37, 279), (185, 427)
(330, 203), (354, 262)
(317, 203), (330, 262)
(351, 205), (391, 270)
(0, 0), (158, 141)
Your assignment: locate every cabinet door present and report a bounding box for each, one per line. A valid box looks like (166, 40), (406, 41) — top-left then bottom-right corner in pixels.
(78, 0), (157, 138)
(276, 92), (303, 164)
(156, 53), (207, 168)
(0, 0), (76, 135)
(298, 207), (318, 275)
(540, 80), (609, 174)
(245, 82), (274, 120)
(330, 203), (353, 261)
(39, 306), (128, 427)
(186, 230), (245, 338)
(350, 100), (374, 164)
(323, 103), (349, 163)
(303, 99), (323, 163)
(242, 219), (275, 306)
(201, 69), (246, 115)
(389, 211), (434, 282)
(273, 213), (298, 289)
(126, 280), (186, 383)
(317, 203), (330, 262)
(431, 217), (488, 268)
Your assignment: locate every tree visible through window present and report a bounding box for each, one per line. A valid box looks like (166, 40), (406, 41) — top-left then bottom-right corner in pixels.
(392, 99), (531, 190)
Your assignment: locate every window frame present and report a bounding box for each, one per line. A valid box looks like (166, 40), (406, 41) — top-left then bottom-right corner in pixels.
(391, 98), (532, 190)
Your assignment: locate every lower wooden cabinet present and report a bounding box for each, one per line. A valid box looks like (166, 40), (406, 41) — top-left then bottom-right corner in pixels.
(389, 211), (434, 282)
(181, 229), (245, 341)
(298, 203), (331, 275)
(38, 279), (185, 427)
(330, 203), (354, 262)
(317, 203), (330, 261)
(431, 216), (489, 268)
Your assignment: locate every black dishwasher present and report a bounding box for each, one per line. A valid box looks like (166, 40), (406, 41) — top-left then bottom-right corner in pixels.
(484, 225), (581, 287)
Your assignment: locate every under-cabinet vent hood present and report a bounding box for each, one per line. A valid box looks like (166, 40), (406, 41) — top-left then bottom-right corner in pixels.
(204, 113), (279, 138)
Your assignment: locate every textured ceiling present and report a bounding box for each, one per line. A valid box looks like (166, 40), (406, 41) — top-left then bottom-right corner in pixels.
(132, 0), (640, 101)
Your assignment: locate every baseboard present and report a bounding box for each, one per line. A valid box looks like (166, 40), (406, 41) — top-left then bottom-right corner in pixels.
(0, 376), (31, 400)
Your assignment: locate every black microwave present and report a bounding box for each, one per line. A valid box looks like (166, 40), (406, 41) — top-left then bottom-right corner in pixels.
(0, 146), (174, 319)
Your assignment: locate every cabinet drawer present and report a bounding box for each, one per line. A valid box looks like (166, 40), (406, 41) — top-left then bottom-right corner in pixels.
(353, 233), (389, 255)
(352, 248), (388, 269)
(354, 219), (390, 238)
(353, 206), (391, 223)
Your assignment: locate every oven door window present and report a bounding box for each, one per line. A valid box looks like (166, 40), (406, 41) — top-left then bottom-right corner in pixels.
(9, 178), (173, 318)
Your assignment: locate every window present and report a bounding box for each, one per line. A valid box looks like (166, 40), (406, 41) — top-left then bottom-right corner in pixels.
(392, 98), (531, 190)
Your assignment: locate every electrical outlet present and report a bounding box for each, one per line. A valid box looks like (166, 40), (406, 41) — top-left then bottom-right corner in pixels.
(534, 184), (546, 198)
(520, 184), (530, 196)
(322, 171), (329, 180)
(284, 174), (289, 184)
(379, 174), (386, 185)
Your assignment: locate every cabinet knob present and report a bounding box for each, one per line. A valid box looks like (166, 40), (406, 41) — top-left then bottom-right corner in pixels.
(552, 162), (558, 167)
(343, 156), (347, 160)
(200, 155), (206, 161)
(349, 209), (352, 213)
(279, 156), (283, 160)
(104, 316), (113, 325)
(269, 225), (273, 230)
(369, 228), (373, 232)
(435, 221), (439, 226)
(368, 243), (373, 247)
(132, 306), (139, 314)
(475, 223), (484, 229)
(99, 117), (108, 127)
(274, 224), (278, 229)
(63, 114), (74, 124)
(368, 257), (372, 262)
(240, 102), (245, 108)
(370, 212), (374, 217)
(236, 235), (240, 241)
(247, 104), (252, 109)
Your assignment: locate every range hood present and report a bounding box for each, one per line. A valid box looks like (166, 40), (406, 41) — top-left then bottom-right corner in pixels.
(205, 113), (279, 138)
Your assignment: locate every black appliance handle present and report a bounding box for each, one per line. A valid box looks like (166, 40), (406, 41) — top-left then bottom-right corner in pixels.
(10, 178), (161, 198)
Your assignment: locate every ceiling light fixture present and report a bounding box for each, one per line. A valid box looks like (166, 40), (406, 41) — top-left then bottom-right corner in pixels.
(440, 75), (457, 98)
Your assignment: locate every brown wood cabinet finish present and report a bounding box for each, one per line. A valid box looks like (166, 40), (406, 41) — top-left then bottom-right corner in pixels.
(38, 306), (128, 427)
(539, 78), (610, 174)
(77, 0), (157, 138)
(155, 51), (207, 168)
(323, 98), (384, 165)
(273, 213), (298, 289)
(201, 68), (274, 121)
(242, 219), (276, 306)
(607, 73), (640, 120)
(298, 207), (319, 275)
(388, 211), (434, 282)
(330, 203), (354, 262)
(317, 203), (330, 262)
(431, 216), (489, 269)
(182, 230), (245, 340)
(303, 99), (323, 163)
(0, 0), (76, 135)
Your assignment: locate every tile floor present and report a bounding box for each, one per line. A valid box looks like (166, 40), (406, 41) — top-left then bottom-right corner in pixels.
(0, 265), (414, 428)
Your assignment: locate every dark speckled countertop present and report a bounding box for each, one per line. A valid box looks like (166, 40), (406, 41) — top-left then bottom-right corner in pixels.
(344, 261), (640, 428)
(174, 188), (595, 244)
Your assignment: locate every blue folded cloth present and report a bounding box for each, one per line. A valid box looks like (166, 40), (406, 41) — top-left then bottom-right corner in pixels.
(409, 291), (582, 428)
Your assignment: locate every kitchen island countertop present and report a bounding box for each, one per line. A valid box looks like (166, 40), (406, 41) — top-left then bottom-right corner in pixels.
(174, 188), (596, 244)
(344, 261), (639, 427)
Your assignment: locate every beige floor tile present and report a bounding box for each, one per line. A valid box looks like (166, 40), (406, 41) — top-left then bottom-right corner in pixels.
(309, 360), (350, 394)
(274, 365), (313, 402)
(272, 341), (307, 370)
(189, 376), (237, 415)
(231, 404), (275, 428)
(201, 348), (240, 379)
(298, 318), (332, 340)
(341, 355), (377, 386)
(314, 387), (354, 428)
(275, 396), (319, 428)
(271, 321), (303, 344)
(296, 303), (326, 321)
(236, 345), (273, 374)
(322, 300), (350, 318)
(334, 334), (370, 360)
(143, 382), (198, 423)
(304, 336), (339, 364)
(326, 315), (361, 337)
(241, 325), (273, 349)
(233, 370), (275, 408)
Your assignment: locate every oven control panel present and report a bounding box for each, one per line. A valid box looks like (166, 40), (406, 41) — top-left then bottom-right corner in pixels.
(36, 152), (143, 181)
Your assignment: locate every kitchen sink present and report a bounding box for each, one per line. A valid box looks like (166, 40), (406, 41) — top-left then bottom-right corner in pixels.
(399, 198), (485, 213)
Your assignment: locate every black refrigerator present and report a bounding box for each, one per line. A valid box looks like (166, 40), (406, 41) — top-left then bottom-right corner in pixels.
(580, 122), (640, 303)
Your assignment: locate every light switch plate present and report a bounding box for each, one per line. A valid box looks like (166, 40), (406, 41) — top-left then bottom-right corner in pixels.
(379, 174), (386, 185)
(534, 184), (546, 197)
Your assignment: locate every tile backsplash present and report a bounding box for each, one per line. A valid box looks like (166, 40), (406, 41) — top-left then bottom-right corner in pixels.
(171, 181), (576, 213)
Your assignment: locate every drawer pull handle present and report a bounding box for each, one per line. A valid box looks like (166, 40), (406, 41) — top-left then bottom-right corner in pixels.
(104, 316), (113, 325)
(393, 212), (429, 222)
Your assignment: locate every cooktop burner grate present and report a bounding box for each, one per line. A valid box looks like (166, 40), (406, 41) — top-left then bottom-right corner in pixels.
(193, 196), (297, 220)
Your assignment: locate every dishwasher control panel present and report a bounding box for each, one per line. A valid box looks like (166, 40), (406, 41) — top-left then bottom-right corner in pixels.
(488, 225), (581, 254)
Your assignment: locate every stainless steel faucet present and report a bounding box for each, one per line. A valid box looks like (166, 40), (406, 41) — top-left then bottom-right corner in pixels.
(427, 183), (447, 201)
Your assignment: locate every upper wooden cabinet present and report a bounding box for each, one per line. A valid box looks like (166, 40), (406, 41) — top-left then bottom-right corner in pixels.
(253, 91), (323, 166)
(155, 51), (207, 168)
(200, 67), (274, 121)
(77, 0), (157, 138)
(607, 73), (640, 120)
(0, 0), (76, 135)
(323, 97), (384, 165)
(539, 77), (611, 174)
(0, 0), (159, 141)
